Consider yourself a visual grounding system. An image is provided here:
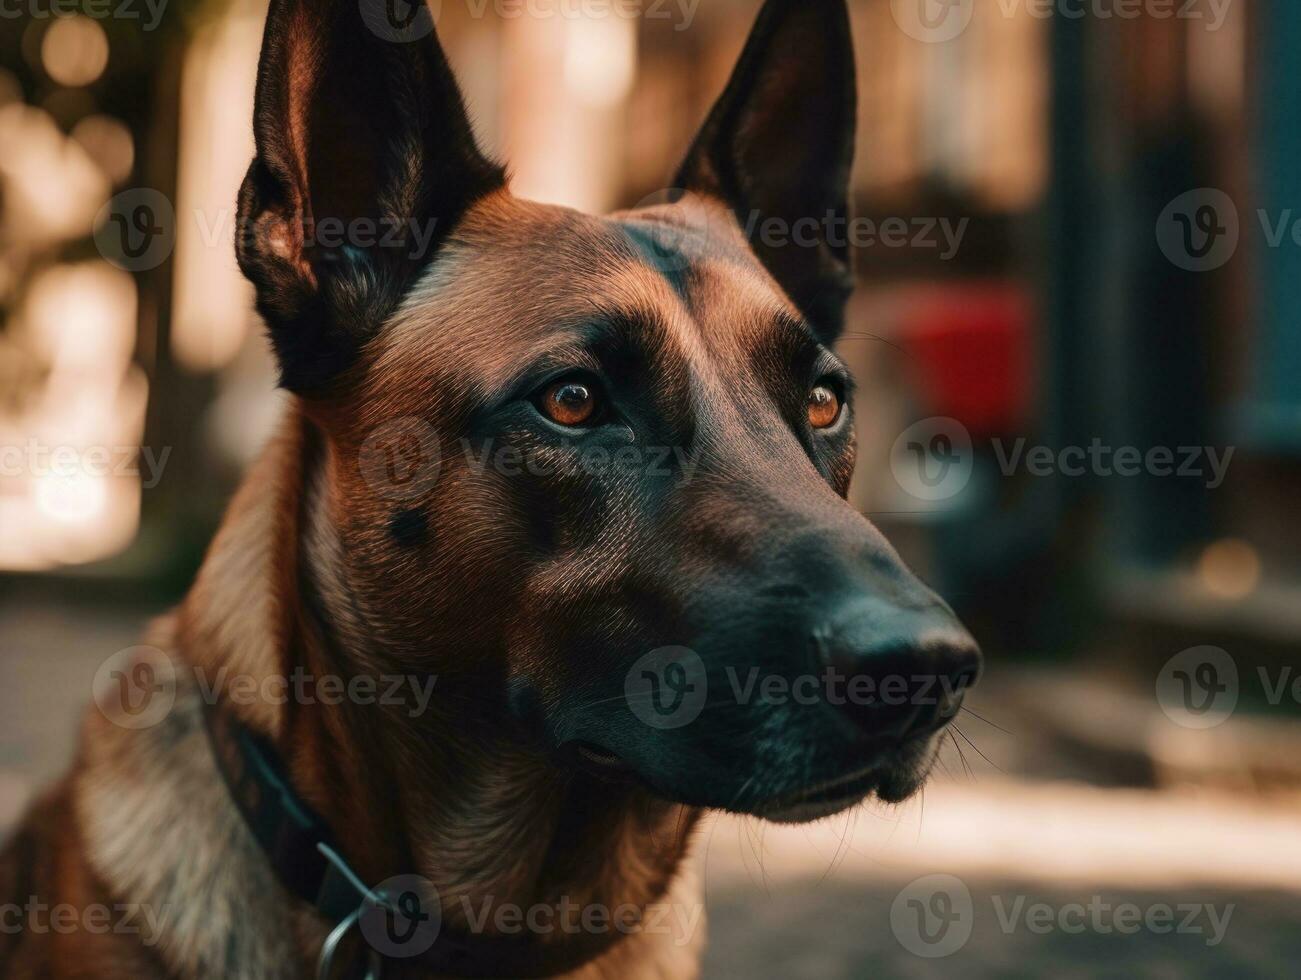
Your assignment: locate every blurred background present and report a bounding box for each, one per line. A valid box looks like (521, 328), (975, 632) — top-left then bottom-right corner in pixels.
(3, 0), (1301, 975)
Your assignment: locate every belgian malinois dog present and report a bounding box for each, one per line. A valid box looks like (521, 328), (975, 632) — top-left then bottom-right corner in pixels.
(0, 0), (981, 975)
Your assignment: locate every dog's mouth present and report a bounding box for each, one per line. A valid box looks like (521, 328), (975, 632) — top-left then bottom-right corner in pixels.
(754, 765), (887, 823)
(752, 740), (940, 823)
(559, 734), (939, 822)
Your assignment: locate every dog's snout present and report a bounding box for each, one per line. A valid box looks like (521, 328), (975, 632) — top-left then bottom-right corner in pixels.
(811, 598), (981, 741)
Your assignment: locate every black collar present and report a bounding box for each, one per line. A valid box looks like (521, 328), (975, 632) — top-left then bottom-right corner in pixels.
(202, 701), (628, 978)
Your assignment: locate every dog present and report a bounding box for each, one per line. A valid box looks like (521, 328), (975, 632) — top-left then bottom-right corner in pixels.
(0, 0), (981, 976)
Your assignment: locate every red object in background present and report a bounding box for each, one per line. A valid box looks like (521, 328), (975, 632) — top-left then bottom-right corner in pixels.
(896, 282), (1035, 438)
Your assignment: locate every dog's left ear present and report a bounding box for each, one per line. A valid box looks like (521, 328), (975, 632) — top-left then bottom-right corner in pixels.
(237, 0), (505, 393)
(676, 0), (857, 344)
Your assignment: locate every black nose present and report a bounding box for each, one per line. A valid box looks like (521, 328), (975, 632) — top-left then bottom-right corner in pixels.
(811, 598), (981, 741)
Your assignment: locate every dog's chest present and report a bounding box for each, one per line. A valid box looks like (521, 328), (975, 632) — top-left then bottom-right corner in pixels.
(70, 684), (705, 980)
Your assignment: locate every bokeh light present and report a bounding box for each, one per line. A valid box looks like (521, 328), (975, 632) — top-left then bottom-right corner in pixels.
(1198, 538), (1263, 601)
(40, 16), (110, 88)
(71, 115), (135, 186)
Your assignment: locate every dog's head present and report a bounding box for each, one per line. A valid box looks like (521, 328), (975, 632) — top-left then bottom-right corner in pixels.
(237, 0), (980, 823)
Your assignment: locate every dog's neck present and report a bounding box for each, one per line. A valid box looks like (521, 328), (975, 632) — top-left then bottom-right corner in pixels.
(175, 403), (702, 972)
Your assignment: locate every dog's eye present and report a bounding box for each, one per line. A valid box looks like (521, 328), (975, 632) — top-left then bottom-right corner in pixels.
(807, 382), (842, 429)
(539, 378), (600, 427)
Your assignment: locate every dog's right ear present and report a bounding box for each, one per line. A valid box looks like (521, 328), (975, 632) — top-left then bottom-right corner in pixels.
(675, 0), (856, 345)
(236, 0), (504, 393)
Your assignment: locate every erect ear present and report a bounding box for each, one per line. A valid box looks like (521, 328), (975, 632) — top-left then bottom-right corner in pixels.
(236, 0), (504, 393)
(676, 0), (857, 345)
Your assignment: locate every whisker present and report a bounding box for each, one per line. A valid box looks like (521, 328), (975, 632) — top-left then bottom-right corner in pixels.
(952, 724), (1004, 774)
(822, 806), (859, 884)
(936, 758), (955, 781)
(948, 729), (975, 781)
(959, 705), (1016, 737)
(836, 331), (910, 358)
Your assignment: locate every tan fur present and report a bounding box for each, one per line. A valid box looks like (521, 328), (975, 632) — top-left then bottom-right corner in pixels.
(0, 3), (896, 973)
(0, 383), (704, 978)
(0, 188), (848, 980)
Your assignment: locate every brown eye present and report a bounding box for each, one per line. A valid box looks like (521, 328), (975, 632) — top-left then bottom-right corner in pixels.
(807, 383), (841, 429)
(541, 379), (599, 426)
